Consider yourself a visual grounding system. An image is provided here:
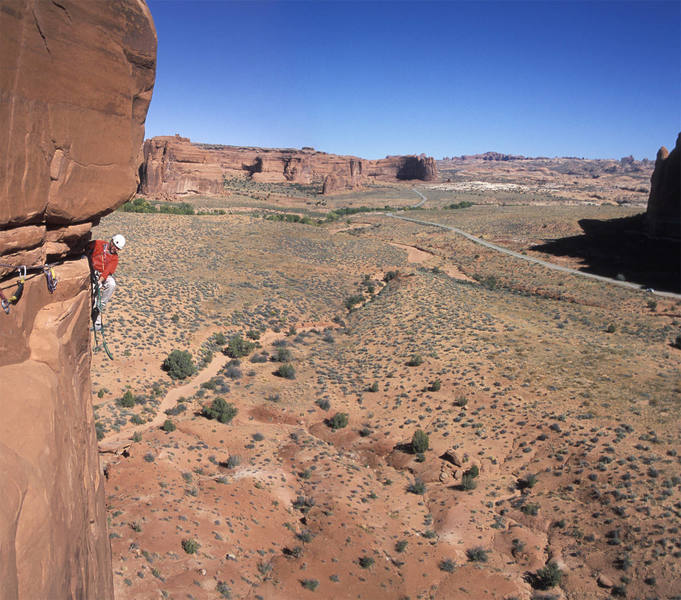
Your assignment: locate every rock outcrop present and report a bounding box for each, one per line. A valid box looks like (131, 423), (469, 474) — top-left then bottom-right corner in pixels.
(0, 2), (156, 599)
(647, 133), (681, 240)
(139, 136), (438, 198)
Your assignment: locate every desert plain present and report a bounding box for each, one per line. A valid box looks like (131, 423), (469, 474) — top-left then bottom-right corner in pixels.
(93, 157), (681, 600)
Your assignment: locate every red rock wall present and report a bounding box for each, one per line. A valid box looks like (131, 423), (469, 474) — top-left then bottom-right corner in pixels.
(647, 133), (681, 240)
(139, 136), (438, 198)
(0, 1), (156, 599)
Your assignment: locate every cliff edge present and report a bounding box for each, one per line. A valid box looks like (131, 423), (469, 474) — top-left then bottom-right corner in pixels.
(0, 1), (156, 598)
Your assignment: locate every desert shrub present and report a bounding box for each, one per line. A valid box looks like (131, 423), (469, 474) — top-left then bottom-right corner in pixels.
(530, 562), (563, 589)
(407, 478), (426, 495)
(395, 540), (408, 553)
(216, 581), (231, 599)
(460, 473), (477, 491)
(225, 334), (255, 358)
(344, 295), (364, 310)
(226, 455), (241, 468)
(162, 350), (195, 380)
(439, 558), (456, 572)
(519, 473), (538, 489)
(466, 547), (488, 562)
(250, 352), (268, 363)
(118, 390), (135, 408)
(429, 379), (441, 391)
(407, 354), (423, 366)
(446, 200), (473, 209)
(466, 465), (479, 478)
(606, 323), (616, 333)
(161, 419), (176, 433)
(328, 412), (348, 429)
(315, 398), (330, 411)
(383, 270), (398, 282)
(143, 453), (155, 463)
(672, 334), (681, 349)
(275, 347), (292, 362)
(275, 363), (296, 379)
(165, 403), (187, 416)
(202, 397), (237, 424)
(411, 429), (429, 453)
(181, 538), (200, 554)
(120, 197), (156, 213)
(301, 579), (318, 590)
(158, 201), (195, 215)
(95, 422), (105, 440)
(130, 414), (144, 425)
(368, 381), (379, 392)
(246, 329), (261, 340)
(358, 556), (374, 568)
(454, 396), (468, 407)
(521, 502), (539, 516)
(224, 362), (242, 380)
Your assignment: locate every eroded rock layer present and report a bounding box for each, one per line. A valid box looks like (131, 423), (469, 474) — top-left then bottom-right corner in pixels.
(139, 135), (438, 198)
(647, 133), (681, 240)
(0, 1), (156, 599)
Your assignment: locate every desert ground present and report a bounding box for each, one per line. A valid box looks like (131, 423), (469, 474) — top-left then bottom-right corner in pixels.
(94, 170), (681, 600)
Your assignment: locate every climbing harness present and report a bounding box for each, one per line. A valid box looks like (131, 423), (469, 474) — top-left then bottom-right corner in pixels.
(0, 263), (56, 315)
(91, 273), (113, 361)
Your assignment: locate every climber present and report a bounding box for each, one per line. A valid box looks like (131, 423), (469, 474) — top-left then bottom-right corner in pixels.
(87, 234), (125, 331)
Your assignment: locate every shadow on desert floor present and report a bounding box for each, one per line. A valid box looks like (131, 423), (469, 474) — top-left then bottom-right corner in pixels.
(531, 214), (681, 293)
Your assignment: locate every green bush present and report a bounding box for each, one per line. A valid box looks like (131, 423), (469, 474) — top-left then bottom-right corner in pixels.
(181, 538), (200, 554)
(120, 197), (156, 213)
(466, 465), (479, 478)
(411, 429), (429, 453)
(344, 295), (364, 310)
(407, 354), (423, 366)
(202, 397), (237, 424)
(368, 381), (379, 392)
(161, 419), (176, 432)
(429, 379), (441, 391)
(301, 579), (318, 591)
(162, 350), (195, 380)
(460, 473), (477, 491)
(358, 556), (374, 568)
(466, 547), (488, 562)
(328, 412), (348, 430)
(407, 478), (426, 495)
(225, 334), (255, 358)
(439, 558), (455, 572)
(118, 390), (135, 408)
(530, 561), (563, 589)
(275, 363), (296, 379)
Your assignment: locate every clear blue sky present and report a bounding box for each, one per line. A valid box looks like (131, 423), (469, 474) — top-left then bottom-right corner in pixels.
(145, 0), (680, 160)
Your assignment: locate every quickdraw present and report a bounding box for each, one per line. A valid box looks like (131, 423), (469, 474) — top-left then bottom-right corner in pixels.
(9, 267), (26, 304)
(0, 289), (10, 314)
(44, 266), (57, 293)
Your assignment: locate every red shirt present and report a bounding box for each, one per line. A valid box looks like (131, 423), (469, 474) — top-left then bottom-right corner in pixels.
(87, 240), (119, 281)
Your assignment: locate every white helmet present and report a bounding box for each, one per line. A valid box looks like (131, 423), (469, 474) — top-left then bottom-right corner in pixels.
(112, 234), (126, 250)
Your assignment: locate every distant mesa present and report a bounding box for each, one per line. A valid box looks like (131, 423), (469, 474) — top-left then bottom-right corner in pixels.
(138, 136), (438, 198)
(646, 132), (680, 241)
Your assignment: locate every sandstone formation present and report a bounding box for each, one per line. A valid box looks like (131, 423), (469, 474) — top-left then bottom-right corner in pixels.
(0, 1), (156, 599)
(646, 133), (681, 240)
(139, 136), (438, 198)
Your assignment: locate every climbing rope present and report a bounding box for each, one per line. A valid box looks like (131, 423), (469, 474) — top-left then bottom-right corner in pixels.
(0, 262), (58, 315)
(91, 273), (113, 361)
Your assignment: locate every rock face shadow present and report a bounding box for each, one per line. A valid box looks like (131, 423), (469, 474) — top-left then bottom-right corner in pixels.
(530, 214), (681, 293)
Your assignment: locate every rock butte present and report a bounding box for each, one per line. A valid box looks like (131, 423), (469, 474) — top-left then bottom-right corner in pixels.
(139, 135), (438, 199)
(0, 1), (157, 598)
(646, 132), (681, 241)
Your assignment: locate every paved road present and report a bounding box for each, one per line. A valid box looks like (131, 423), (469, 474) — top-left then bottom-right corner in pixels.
(389, 192), (681, 300)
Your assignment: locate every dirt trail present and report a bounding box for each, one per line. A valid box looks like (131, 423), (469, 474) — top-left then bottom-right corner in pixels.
(99, 321), (338, 453)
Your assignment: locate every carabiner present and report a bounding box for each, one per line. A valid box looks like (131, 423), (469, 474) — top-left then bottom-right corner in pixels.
(0, 289), (10, 315)
(9, 266), (26, 304)
(44, 266), (57, 293)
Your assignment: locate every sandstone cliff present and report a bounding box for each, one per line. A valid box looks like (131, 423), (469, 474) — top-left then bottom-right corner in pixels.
(0, 1), (156, 598)
(139, 136), (438, 198)
(647, 133), (681, 240)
